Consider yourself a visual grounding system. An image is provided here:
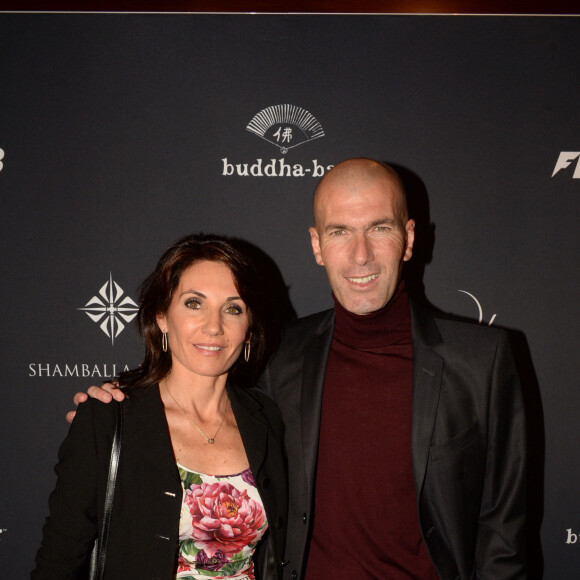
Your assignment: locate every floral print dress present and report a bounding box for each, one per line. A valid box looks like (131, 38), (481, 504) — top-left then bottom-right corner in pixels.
(176, 464), (268, 579)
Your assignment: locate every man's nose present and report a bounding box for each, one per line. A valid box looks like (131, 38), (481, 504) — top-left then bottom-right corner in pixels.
(352, 233), (374, 265)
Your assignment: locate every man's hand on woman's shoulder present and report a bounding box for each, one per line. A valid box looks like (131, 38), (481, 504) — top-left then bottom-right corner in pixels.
(66, 382), (125, 423)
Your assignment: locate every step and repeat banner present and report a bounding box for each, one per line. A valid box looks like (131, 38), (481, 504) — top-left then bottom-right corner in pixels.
(1, 12), (578, 577)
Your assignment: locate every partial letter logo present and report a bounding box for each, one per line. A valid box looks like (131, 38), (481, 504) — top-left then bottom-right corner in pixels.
(457, 290), (497, 326)
(222, 104), (333, 178)
(552, 152), (580, 178)
(79, 273), (138, 344)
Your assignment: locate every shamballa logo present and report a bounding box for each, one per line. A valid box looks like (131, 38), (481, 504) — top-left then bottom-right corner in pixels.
(79, 273), (138, 345)
(246, 104), (324, 154)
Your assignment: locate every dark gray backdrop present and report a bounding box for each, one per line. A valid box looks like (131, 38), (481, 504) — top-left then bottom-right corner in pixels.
(1, 13), (578, 577)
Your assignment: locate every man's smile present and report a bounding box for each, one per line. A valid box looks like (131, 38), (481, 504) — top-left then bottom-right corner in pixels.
(346, 273), (379, 285)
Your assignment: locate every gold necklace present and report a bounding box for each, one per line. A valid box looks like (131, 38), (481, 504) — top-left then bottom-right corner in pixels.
(163, 379), (229, 445)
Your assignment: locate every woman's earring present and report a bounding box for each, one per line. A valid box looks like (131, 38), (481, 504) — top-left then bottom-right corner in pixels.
(162, 332), (168, 353)
(244, 341), (251, 363)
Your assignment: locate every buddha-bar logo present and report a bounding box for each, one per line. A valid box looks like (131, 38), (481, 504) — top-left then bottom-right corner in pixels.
(221, 104), (333, 178)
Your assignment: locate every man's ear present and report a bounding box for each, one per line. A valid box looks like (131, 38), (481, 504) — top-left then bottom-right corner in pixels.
(309, 227), (325, 266)
(403, 219), (415, 262)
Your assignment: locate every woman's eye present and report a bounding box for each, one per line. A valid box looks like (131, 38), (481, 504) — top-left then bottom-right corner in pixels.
(225, 305), (243, 315)
(185, 299), (201, 309)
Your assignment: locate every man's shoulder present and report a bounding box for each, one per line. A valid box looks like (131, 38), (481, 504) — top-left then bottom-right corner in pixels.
(412, 301), (508, 353)
(287, 308), (334, 329)
(279, 308), (334, 343)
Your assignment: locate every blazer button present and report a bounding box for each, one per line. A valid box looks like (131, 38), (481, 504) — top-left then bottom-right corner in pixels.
(302, 513), (307, 524)
(261, 476), (271, 489)
(275, 516), (285, 529)
(291, 571), (298, 580)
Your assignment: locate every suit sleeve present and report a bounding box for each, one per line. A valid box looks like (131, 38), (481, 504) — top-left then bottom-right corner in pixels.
(32, 400), (113, 579)
(475, 330), (527, 578)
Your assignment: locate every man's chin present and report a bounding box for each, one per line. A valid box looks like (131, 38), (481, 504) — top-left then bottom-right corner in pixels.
(339, 295), (385, 316)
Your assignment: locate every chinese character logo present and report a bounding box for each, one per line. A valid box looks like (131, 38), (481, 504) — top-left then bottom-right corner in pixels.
(79, 273), (139, 344)
(246, 104), (324, 154)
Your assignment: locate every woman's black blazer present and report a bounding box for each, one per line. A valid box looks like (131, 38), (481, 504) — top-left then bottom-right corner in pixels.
(32, 383), (288, 579)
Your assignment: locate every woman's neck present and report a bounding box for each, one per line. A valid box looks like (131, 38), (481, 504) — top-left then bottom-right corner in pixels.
(161, 368), (229, 418)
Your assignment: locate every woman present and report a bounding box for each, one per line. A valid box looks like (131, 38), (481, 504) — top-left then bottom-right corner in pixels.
(32, 234), (288, 579)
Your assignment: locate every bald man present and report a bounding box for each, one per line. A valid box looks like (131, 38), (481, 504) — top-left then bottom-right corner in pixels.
(74, 159), (527, 579)
(258, 159), (526, 579)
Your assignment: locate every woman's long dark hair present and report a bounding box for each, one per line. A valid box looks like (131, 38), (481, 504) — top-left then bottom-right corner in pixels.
(118, 234), (272, 390)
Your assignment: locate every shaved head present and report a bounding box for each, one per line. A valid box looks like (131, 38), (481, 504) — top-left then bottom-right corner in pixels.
(314, 158), (409, 227)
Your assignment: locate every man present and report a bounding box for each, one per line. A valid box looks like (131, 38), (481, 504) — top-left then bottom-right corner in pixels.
(73, 158), (527, 579)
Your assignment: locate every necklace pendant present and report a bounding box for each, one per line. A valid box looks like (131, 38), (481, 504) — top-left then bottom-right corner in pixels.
(208, 438), (215, 444)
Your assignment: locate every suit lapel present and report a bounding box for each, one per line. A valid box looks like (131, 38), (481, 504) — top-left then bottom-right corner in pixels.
(410, 303), (444, 500)
(301, 311), (334, 499)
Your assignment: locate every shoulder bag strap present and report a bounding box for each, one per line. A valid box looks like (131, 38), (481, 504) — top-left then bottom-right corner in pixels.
(90, 400), (124, 580)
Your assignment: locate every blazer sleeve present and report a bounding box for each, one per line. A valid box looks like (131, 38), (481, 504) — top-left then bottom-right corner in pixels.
(32, 399), (115, 579)
(475, 330), (527, 578)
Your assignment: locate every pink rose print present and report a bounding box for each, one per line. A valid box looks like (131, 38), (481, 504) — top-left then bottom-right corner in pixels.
(185, 481), (266, 557)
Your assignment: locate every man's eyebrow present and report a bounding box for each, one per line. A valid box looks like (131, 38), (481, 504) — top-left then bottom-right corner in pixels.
(368, 218), (396, 227)
(324, 223), (349, 232)
(324, 217), (396, 232)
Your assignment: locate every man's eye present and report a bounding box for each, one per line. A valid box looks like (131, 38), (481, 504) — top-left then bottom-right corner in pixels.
(330, 229), (345, 236)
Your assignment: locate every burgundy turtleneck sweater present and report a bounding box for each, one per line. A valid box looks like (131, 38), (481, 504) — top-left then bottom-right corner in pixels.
(304, 284), (439, 579)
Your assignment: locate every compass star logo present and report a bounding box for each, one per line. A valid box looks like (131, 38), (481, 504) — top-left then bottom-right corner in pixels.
(79, 273), (138, 344)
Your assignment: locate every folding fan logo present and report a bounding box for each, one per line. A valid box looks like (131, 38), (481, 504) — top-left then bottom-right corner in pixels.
(246, 104), (325, 154)
(79, 273), (138, 344)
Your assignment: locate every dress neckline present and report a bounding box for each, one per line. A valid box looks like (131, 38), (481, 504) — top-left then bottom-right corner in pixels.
(177, 461), (251, 479)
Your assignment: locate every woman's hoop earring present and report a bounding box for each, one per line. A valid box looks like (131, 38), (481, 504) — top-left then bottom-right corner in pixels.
(162, 332), (168, 353)
(244, 341), (251, 363)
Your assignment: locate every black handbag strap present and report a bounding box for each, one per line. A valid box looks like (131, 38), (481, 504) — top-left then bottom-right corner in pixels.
(93, 400), (124, 580)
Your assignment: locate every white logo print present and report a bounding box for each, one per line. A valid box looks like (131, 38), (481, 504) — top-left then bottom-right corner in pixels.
(0, 148), (5, 172)
(246, 104), (324, 154)
(458, 290), (497, 326)
(79, 273), (138, 344)
(552, 151), (580, 178)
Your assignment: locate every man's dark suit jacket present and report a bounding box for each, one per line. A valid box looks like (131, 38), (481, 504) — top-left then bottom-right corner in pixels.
(258, 301), (527, 580)
(32, 383), (288, 580)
